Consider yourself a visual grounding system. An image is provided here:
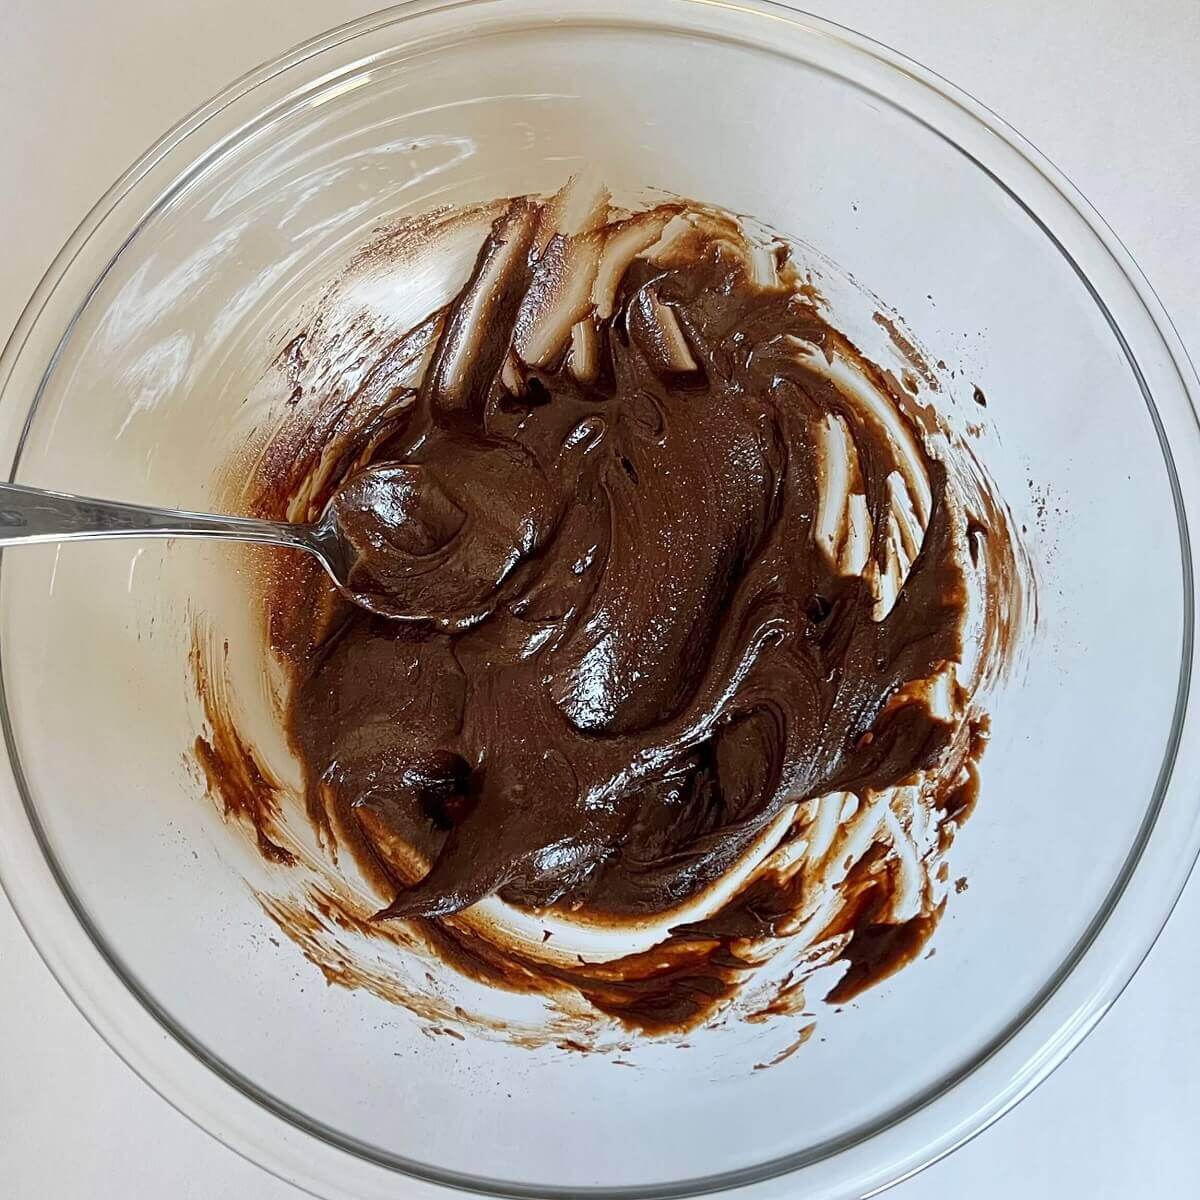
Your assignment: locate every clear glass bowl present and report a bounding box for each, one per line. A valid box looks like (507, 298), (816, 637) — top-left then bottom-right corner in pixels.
(1, 2), (1198, 1197)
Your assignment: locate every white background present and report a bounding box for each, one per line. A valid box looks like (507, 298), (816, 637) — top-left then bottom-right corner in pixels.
(1, 1), (1198, 1196)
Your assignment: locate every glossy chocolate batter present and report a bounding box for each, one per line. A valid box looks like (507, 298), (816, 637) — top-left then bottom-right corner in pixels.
(282, 194), (970, 927)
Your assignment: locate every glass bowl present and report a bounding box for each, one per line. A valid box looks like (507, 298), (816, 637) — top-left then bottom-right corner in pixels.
(1, 2), (1198, 1197)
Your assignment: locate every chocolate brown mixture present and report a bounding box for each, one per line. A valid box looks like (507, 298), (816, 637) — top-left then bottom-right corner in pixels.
(286, 197), (966, 922)
(193, 187), (1021, 1034)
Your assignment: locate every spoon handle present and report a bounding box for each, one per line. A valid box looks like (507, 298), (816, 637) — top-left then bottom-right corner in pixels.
(0, 481), (311, 552)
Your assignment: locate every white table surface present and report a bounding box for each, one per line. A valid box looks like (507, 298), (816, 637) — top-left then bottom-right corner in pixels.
(2, 1), (1198, 1196)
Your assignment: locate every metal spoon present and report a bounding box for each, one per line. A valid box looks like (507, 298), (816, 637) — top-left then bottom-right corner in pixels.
(0, 480), (360, 601)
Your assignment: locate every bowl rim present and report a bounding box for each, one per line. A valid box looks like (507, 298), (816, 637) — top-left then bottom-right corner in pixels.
(1, 2), (1198, 1198)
